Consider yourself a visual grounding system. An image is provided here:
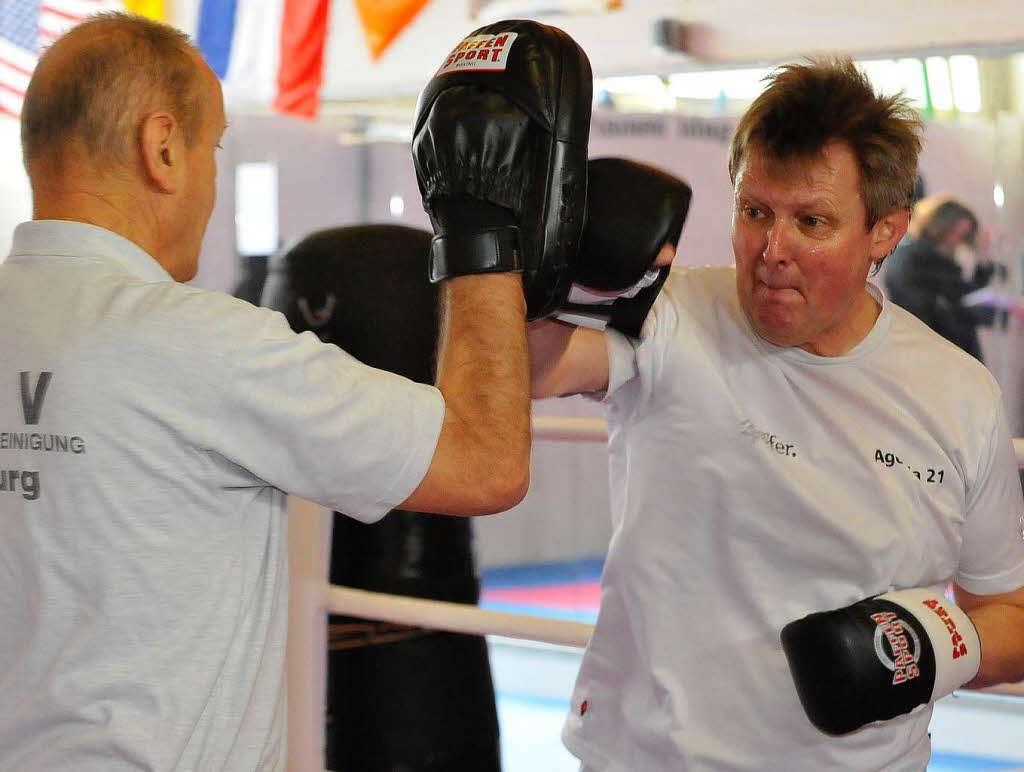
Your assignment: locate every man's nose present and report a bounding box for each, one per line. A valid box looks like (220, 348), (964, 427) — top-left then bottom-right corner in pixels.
(762, 220), (790, 266)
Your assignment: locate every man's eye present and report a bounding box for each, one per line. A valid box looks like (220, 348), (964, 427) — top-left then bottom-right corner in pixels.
(744, 207), (762, 219)
(804, 216), (821, 227)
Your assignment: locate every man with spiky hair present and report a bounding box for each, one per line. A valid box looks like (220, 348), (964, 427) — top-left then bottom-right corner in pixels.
(532, 58), (1024, 770)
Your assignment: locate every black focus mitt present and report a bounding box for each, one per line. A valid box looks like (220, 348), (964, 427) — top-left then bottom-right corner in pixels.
(412, 20), (593, 320)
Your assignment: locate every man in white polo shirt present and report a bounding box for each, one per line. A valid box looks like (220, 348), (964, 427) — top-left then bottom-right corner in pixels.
(0, 13), (531, 772)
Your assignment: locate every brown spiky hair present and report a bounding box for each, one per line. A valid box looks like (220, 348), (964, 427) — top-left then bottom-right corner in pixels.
(728, 57), (923, 229)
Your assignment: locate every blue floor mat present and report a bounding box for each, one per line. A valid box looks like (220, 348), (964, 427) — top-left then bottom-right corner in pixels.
(481, 557), (604, 588)
(928, 752), (1024, 771)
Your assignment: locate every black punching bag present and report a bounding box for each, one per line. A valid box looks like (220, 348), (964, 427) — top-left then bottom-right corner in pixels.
(232, 254), (270, 304)
(261, 225), (502, 772)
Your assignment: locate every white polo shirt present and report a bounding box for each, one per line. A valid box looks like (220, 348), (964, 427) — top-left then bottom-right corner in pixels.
(563, 266), (1024, 771)
(0, 221), (444, 771)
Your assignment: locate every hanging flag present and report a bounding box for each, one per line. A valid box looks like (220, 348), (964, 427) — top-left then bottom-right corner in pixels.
(274, 0), (328, 118)
(0, 0), (120, 118)
(196, 0), (329, 120)
(196, 0), (238, 79)
(354, 0), (429, 61)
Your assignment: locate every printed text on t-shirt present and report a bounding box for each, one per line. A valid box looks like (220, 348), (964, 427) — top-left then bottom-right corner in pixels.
(874, 449), (945, 483)
(740, 421), (797, 458)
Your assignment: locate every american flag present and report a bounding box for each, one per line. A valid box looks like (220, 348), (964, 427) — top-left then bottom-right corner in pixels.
(0, 0), (122, 118)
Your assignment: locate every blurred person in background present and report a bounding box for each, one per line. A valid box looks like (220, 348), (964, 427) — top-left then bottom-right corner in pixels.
(884, 194), (997, 362)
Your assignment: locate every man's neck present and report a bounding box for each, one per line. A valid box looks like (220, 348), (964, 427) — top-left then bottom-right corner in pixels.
(799, 288), (881, 357)
(32, 184), (168, 274)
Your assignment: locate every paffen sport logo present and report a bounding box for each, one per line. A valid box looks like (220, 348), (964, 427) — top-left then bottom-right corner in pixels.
(436, 32), (518, 76)
(870, 611), (921, 685)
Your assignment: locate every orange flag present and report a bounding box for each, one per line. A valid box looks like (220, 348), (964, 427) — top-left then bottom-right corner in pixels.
(354, 0), (431, 60)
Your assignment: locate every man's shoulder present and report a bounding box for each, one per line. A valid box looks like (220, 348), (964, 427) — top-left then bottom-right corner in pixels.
(886, 301), (999, 394)
(134, 279), (281, 327)
(638, 264), (740, 347)
(100, 277), (295, 362)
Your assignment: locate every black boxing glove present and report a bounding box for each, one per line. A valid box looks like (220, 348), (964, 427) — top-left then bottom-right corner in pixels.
(780, 587), (981, 735)
(557, 157), (692, 337)
(412, 20), (592, 319)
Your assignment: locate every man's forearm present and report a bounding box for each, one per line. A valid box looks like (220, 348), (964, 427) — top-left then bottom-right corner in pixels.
(528, 319), (578, 398)
(435, 274), (530, 507)
(964, 602), (1024, 688)
(528, 319), (610, 398)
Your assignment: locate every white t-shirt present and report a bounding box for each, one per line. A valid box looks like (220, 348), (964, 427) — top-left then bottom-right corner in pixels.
(563, 266), (1024, 771)
(0, 221), (444, 771)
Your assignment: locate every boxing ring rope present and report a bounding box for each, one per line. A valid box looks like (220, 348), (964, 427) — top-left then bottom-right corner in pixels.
(324, 585), (593, 648)
(285, 417), (1024, 771)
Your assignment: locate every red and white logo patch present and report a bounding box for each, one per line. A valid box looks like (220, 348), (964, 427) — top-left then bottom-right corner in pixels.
(870, 611), (921, 685)
(436, 32), (519, 76)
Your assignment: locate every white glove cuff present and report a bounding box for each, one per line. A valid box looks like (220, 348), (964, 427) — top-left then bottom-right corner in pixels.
(879, 587), (981, 702)
(564, 269), (662, 306)
(555, 269), (662, 330)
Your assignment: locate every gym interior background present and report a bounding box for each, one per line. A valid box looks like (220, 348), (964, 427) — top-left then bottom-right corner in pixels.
(3, 1), (1024, 769)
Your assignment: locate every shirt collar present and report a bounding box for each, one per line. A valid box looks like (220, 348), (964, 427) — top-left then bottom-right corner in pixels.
(8, 220), (174, 282)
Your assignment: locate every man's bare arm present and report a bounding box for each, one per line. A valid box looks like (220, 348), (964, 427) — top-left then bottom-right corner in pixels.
(954, 583), (1024, 688)
(529, 241), (676, 399)
(529, 319), (610, 399)
(401, 274), (531, 516)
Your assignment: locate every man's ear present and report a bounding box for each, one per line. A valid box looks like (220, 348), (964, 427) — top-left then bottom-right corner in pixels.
(869, 207), (910, 261)
(140, 111), (180, 194)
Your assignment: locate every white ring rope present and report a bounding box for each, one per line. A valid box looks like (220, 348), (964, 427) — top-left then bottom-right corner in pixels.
(324, 585), (593, 648)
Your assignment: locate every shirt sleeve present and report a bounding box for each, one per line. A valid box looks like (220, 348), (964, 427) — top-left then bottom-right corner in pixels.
(604, 328), (640, 398)
(155, 292), (444, 523)
(955, 393), (1024, 595)
(599, 283), (680, 418)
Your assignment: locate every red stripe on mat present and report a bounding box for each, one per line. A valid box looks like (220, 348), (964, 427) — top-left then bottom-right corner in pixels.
(481, 581), (601, 611)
